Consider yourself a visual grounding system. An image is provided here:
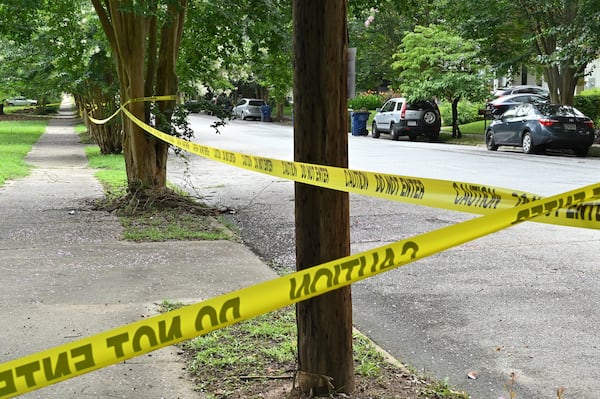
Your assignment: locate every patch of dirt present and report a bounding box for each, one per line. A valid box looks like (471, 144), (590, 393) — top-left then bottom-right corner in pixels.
(202, 368), (425, 399)
(180, 344), (462, 399)
(209, 364), (428, 399)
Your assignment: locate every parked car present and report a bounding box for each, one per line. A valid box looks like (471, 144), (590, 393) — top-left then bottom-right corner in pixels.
(371, 98), (441, 141)
(233, 98), (266, 120)
(5, 96), (37, 106)
(485, 102), (595, 157)
(492, 85), (549, 98)
(486, 93), (548, 118)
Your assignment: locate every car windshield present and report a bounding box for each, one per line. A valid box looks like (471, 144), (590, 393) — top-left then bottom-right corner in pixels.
(249, 100), (265, 106)
(536, 104), (584, 117)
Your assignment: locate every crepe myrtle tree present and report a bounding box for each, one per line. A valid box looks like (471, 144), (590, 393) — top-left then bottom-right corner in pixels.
(91, 0), (187, 196)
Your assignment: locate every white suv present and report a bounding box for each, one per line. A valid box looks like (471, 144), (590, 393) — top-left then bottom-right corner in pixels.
(372, 98), (441, 141)
(232, 98), (266, 120)
(6, 96), (37, 106)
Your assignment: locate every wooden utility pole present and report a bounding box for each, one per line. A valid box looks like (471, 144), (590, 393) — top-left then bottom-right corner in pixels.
(292, 1), (354, 396)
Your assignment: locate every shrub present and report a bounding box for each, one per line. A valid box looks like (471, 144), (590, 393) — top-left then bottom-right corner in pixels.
(438, 100), (483, 126)
(35, 105), (59, 115)
(574, 92), (600, 125)
(578, 88), (600, 96)
(348, 93), (385, 110)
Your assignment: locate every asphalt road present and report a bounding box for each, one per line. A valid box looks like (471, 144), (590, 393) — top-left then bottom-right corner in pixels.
(168, 115), (600, 399)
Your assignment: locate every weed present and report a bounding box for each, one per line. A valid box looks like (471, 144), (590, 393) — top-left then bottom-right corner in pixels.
(157, 300), (184, 312)
(501, 372), (518, 399)
(419, 378), (469, 398)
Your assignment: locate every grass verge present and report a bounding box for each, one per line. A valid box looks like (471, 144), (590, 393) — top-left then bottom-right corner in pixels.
(0, 120), (47, 185)
(158, 301), (469, 399)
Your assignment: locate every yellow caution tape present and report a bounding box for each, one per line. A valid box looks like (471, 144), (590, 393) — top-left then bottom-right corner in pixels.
(1, 182), (598, 398)
(86, 95), (177, 125)
(120, 108), (597, 230)
(86, 95), (600, 230)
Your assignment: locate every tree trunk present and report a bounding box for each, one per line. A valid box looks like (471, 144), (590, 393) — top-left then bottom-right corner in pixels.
(92, 0), (187, 195)
(0, 104), (4, 115)
(543, 63), (581, 105)
(154, 1), (187, 188)
(451, 96), (461, 138)
(544, 65), (561, 103)
(276, 101), (284, 121)
(558, 63), (580, 106)
(293, 0), (354, 396)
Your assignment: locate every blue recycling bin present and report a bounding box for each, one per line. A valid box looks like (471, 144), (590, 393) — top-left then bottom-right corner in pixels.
(351, 111), (370, 136)
(261, 104), (272, 122)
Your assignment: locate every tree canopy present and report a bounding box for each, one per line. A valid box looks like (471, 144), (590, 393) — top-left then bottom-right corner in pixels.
(3, 0), (600, 109)
(179, 0), (292, 118)
(392, 25), (490, 137)
(438, 0), (600, 104)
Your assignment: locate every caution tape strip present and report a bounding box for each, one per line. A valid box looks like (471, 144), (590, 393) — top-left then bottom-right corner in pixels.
(1, 182), (598, 398)
(136, 111), (600, 230)
(87, 95), (600, 230)
(86, 95), (177, 125)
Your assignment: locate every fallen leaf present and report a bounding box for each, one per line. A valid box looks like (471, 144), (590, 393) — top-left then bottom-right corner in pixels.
(467, 370), (479, 380)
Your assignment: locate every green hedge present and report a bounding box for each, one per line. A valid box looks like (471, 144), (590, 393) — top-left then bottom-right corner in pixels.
(574, 91), (600, 124)
(438, 100), (483, 125)
(348, 93), (385, 111)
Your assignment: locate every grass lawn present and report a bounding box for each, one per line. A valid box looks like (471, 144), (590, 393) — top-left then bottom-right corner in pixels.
(0, 120), (47, 185)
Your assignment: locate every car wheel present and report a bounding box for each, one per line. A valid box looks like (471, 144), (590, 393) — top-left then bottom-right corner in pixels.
(485, 130), (498, 151)
(371, 121), (380, 138)
(574, 146), (589, 157)
(422, 110), (439, 126)
(242, 112), (247, 120)
(390, 123), (399, 140)
(521, 132), (535, 154)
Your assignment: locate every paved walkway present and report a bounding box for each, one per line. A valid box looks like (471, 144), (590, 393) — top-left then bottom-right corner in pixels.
(0, 101), (277, 398)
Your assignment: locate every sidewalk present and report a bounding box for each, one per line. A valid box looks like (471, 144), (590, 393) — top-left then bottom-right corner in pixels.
(0, 101), (277, 398)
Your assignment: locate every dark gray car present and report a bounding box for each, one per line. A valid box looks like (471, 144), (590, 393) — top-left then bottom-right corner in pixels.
(485, 102), (595, 157)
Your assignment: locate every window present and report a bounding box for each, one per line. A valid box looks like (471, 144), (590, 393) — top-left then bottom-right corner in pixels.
(381, 101), (395, 112)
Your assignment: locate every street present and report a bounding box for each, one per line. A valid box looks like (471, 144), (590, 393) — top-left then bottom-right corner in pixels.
(168, 114), (600, 399)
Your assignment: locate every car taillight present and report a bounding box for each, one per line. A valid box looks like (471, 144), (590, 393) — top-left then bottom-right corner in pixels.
(584, 120), (594, 129)
(400, 102), (407, 119)
(538, 118), (559, 126)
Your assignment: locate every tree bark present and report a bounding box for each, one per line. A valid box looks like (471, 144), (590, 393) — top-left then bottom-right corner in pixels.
(293, 0), (354, 396)
(154, 1), (187, 188)
(451, 96), (461, 138)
